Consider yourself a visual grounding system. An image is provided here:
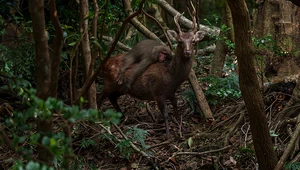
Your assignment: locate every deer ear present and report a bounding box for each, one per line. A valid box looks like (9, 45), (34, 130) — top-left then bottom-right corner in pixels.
(167, 30), (178, 41)
(194, 31), (205, 42)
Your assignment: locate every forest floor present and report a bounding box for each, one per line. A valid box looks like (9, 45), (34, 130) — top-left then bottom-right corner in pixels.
(87, 81), (297, 170)
(0, 81), (298, 170)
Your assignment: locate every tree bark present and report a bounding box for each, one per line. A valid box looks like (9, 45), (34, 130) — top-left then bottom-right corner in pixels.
(28, 0), (53, 164)
(210, 31), (227, 77)
(79, 0), (97, 109)
(189, 69), (214, 121)
(49, 0), (63, 98)
(253, 0), (300, 52)
(226, 0), (278, 169)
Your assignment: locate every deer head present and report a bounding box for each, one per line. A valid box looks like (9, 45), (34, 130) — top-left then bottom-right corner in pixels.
(167, 3), (205, 58)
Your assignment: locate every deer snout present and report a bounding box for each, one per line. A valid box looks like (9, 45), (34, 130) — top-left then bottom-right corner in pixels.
(185, 50), (192, 57)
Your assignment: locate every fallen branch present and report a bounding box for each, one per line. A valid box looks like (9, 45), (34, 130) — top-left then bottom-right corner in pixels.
(173, 145), (232, 157)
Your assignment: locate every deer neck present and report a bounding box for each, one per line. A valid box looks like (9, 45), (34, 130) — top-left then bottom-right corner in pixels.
(170, 43), (193, 81)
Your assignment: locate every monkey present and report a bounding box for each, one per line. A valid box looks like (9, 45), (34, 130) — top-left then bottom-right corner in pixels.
(117, 39), (173, 90)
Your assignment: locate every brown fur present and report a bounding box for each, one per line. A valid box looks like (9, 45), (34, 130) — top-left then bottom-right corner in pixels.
(98, 30), (205, 136)
(117, 39), (173, 89)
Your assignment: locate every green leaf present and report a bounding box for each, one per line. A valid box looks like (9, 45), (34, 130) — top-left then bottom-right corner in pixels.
(41, 136), (50, 145)
(25, 161), (40, 170)
(188, 137), (193, 148)
(68, 41), (77, 46)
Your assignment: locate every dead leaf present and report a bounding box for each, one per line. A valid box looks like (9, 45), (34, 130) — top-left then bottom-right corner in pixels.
(169, 156), (178, 165)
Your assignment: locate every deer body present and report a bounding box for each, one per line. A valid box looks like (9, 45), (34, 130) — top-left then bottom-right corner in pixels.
(98, 14), (205, 137)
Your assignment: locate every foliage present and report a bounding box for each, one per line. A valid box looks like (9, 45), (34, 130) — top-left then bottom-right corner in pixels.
(80, 138), (96, 148)
(3, 89), (122, 169)
(6, 42), (36, 83)
(116, 139), (133, 159)
(200, 74), (241, 105)
(0, 14), (34, 97)
(181, 88), (197, 112)
(114, 125), (149, 159)
(12, 161), (54, 170)
(253, 35), (289, 57)
(126, 125), (149, 149)
(284, 162), (300, 170)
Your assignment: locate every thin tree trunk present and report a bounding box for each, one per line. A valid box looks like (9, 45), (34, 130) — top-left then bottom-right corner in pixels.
(210, 29), (227, 77)
(226, 0), (278, 169)
(210, 1), (232, 77)
(79, 0), (97, 109)
(28, 0), (53, 164)
(74, 0), (146, 104)
(189, 69), (214, 121)
(49, 0), (63, 98)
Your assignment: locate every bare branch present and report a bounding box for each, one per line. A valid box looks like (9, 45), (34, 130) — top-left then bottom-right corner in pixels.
(156, 0), (219, 36)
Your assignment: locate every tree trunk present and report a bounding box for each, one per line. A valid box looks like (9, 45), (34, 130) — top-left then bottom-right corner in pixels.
(226, 0), (278, 169)
(79, 0), (97, 109)
(49, 0), (63, 98)
(253, 0), (300, 52)
(253, 0), (300, 81)
(28, 0), (53, 164)
(210, 30), (227, 77)
(210, 1), (232, 77)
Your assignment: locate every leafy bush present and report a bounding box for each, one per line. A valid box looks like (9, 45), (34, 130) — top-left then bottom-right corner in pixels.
(3, 89), (122, 169)
(181, 88), (198, 113)
(284, 162), (300, 170)
(200, 73), (241, 105)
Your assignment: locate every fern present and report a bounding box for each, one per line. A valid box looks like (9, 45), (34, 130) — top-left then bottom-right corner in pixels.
(80, 138), (96, 148)
(116, 139), (133, 159)
(126, 126), (149, 149)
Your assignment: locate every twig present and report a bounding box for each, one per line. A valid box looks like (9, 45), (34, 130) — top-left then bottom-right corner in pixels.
(147, 140), (171, 150)
(146, 103), (156, 122)
(275, 114), (300, 170)
(173, 145), (232, 156)
(142, 10), (173, 50)
(244, 123), (250, 148)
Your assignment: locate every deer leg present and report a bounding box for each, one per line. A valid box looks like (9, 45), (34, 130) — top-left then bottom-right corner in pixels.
(170, 95), (182, 137)
(97, 90), (109, 108)
(108, 92), (122, 113)
(156, 97), (170, 137)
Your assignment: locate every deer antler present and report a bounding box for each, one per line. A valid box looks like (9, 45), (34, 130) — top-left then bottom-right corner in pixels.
(174, 13), (183, 34)
(188, 1), (197, 32)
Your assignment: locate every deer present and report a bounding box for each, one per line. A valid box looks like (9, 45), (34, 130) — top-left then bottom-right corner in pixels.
(97, 13), (205, 137)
